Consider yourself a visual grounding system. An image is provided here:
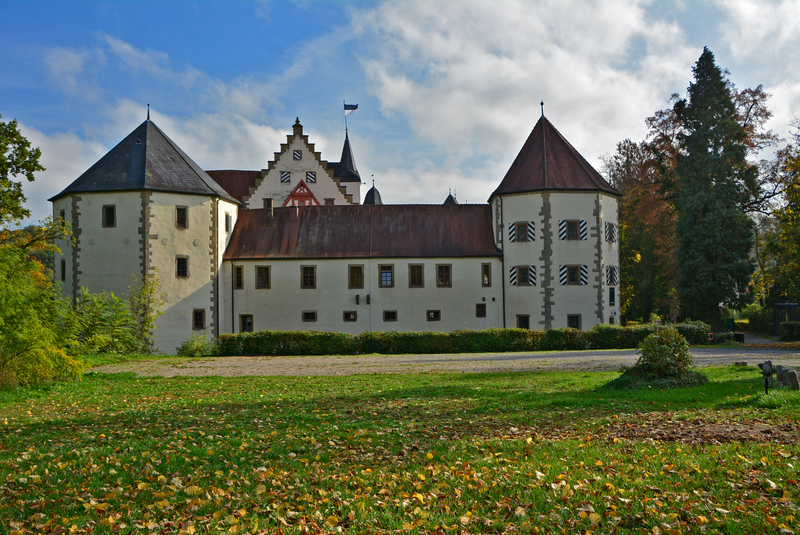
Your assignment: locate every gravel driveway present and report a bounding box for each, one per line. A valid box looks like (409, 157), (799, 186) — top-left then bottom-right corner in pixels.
(94, 345), (800, 377)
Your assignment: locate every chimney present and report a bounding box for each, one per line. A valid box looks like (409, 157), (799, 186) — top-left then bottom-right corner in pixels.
(289, 205), (299, 221)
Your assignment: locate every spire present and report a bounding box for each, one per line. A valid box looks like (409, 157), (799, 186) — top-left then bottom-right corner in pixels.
(540, 101), (544, 117)
(147, 103), (150, 120)
(332, 129), (361, 183)
(443, 188), (458, 205)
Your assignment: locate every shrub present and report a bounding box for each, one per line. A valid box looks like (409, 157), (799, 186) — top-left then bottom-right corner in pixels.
(11, 347), (84, 387)
(176, 331), (217, 358)
(538, 327), (588, 351)
(609, 328), (707, 389)
(746, 307), (774, 334)
(635, 328), (694, 379)
(780, 322), (800, 341)
(588, 324), (622, 349)
(675, 321), (710, 345)
(710, 331), (735, 344)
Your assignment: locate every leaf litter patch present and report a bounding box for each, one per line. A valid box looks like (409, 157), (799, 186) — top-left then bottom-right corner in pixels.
(609, 415), (798, 445)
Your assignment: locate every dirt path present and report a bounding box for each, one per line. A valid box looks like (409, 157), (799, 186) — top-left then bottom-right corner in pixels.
(93, 345), (800, 378)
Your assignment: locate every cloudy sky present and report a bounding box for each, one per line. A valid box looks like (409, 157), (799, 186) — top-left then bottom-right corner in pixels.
(3, 0), (799, 224)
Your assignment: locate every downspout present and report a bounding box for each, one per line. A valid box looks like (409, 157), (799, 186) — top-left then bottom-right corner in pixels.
(498, 197), (506, 328)
(231, 261), (235, 333)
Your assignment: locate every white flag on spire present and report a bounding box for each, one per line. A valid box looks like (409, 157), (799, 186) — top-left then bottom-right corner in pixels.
(344, 103), (358, 116)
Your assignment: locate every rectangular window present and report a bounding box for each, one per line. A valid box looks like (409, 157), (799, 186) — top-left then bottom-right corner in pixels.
(234, 265), (243, 289)
(348, 265), (364, 289)
(476, 303), (486, 318)
(517, 265), (530, 286)
(280, 171), (291, 183)
(383, 310), (398, 322)
(409, 264), (424, 288)
(567, 315), (582, 330)
(517, 315), (530, 330)
(436, 264), (452, 287)
(567, 220), (579, 240)
(567, 266), (580, 285)
(379, 265), (394, 288)
(293, 150), (302, 160)
(193, 309), (205, 330)
(176, 256), (188, 278)
(263, 198), (273, 210)
(515, 222), (529, 242)
(176, 206), (188, 228)
(102, 205), (116, 228)
(481, 263), (491, 287)
(60, 259), (66, 282)
(59, 209), (65, 223)
(302, 311), (317, 322)
(240, 315), (253, 333)
(427, 310), (441, 321)
(610, 287), (616, 306)
(325, 198), (334, 206)
(301, 266), (316, 289)
(306, 172), (316, 183)
(225, 212), (231, 233)
(343, 311), (357, 322)
(256, 266), (270, 289)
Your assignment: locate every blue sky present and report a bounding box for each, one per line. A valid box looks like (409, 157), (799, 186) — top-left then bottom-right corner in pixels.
(3, 0), (799, 224)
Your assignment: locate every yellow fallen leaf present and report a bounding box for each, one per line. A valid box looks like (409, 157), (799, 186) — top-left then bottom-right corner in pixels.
(427, 452), (434, 460)
(326, 515), (338, 527)
(255, 484), (266, 495)
(589, 512), (602, 523)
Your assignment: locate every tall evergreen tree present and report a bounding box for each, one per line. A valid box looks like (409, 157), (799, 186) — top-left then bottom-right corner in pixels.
(673, 48), (756, 328)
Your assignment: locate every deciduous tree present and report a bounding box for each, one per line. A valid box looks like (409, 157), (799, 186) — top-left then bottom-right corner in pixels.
(0, 114), (44, 227)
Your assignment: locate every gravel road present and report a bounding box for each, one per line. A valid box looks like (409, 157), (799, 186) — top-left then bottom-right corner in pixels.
(93, 345), (800, 378)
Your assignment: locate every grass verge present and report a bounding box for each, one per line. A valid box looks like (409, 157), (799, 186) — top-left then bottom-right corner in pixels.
(1, 365), (798, 534)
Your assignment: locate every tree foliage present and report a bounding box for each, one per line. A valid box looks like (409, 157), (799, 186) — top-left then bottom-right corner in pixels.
(127, 269), (166, 353)
(673, 48), (755, 328)
(605, 48), (783, 325)
(0, 114), (44, 227)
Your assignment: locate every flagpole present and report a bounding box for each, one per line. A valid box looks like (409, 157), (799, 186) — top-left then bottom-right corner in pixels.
(343, 100), (348, 130)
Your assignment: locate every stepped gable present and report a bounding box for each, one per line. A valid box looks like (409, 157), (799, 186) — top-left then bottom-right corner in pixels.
(50, 120), (238, 203)
(205, 170), (262, 203)
(224, 205), (499, 260)
(491, 116), (619, 198)
(330, 130), (361, 183)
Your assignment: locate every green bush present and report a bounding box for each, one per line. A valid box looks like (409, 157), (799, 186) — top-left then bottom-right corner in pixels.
(588, 324), (622, 349)
(675, 322), (710, 345)
(780, 322), (800, 341)
(176, 331), (217, 358)
(710, 331), (735, 344)
(635, 328), (694, 379)
(746, 307), (774, 334)
(609, 327), (707, 389)
(538, 327), (588, 351)
(734, 319), (749, 332)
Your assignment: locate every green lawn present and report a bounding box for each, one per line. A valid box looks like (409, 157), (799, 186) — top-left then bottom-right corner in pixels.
(1, 366), (798, 534)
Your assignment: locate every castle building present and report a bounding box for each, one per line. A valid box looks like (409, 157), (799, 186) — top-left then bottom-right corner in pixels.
(50, 113), (620, 354)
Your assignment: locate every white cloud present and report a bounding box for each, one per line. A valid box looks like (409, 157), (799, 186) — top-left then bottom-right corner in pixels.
(19, 124), (107, 224)
(354, 0), (696, 169)
(42, 47), (105, 99)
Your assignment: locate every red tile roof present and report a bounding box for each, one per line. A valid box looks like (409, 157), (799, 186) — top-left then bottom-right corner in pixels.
(205, 170), (263, 203)
(491, 116), (620, 198)
(224, 205), (500, 260)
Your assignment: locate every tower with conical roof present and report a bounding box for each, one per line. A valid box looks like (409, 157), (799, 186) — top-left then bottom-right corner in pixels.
(488, 114), (620, 330)
(50, 116), (240, 354)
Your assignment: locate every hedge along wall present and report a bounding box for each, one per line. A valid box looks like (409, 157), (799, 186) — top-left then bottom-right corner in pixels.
(215, 323), (711, 357)
(780, 322), (800, 341)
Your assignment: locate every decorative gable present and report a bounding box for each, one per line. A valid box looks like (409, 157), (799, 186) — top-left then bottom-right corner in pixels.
(242, 119), (353, 208)
(283, 181), (320, 207)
